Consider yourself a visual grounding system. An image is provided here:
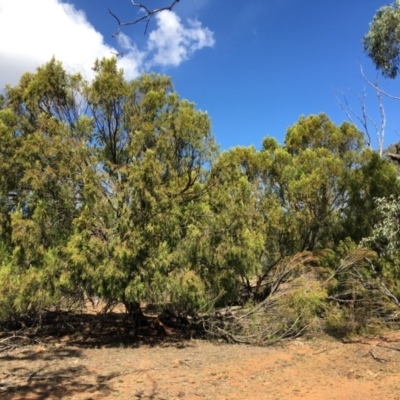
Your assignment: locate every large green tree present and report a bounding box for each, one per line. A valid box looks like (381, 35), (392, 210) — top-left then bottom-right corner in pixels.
(67, 59), (220, 317)
(0, 57), (269, 321)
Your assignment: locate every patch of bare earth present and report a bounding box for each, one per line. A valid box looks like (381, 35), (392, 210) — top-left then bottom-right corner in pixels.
(1, 331), (400, 400)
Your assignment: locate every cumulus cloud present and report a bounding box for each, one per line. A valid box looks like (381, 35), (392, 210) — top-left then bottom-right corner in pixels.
(0, 0), (117, 86)
(0, 0), (214, 88)
(147, 12), (215, 67)
(115, 33), (146, 80)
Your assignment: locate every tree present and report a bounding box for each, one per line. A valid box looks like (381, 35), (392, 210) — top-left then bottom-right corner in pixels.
(0, 59), (92, 318)
(260, 115), (364, 253)
(363, 0), (400, 79)
(362, 196), (400, 261)
(258, 114), (399, 254)
(204, 146), (265, 303)
(65, 59), (218, 319)
(0, 57), (270, 322)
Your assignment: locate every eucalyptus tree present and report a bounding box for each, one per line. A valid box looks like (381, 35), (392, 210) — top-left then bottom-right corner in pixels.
(364, 0), (400, 79)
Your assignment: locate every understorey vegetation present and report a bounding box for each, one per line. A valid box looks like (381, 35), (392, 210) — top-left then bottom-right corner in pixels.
(1, 56), (400, 347)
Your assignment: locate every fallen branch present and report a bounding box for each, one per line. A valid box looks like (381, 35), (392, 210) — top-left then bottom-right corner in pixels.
(0, 335), (40, 353)
(369, 349), (388, 363)
(377, 343), (400, 352)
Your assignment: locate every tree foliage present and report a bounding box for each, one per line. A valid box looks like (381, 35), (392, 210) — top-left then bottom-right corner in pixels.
(1, 58), (400, 340)
(364, 0), (400, 79)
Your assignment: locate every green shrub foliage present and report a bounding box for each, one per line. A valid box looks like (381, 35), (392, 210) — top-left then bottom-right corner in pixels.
(0, 59), (399, 333)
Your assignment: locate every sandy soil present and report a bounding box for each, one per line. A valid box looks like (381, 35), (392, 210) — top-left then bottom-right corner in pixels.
(1, 331), (400, 400)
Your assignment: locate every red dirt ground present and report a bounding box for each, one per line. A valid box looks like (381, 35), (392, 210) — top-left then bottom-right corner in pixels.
(1, 331), (400, 400)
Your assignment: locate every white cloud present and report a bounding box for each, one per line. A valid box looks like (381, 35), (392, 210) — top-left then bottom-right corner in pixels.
(147, 12), (215, 67)
(0, 0), (115, 86)
(115, 33), (146, 80)
(0, 0), (214, 89)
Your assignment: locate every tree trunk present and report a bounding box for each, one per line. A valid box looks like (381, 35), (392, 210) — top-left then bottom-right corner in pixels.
(124, 301), (150, 330)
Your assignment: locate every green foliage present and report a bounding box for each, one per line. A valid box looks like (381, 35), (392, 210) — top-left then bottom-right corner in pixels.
(344, 151), (399, 242)
(0, 60), (92, 319)
(274, 275), (327, 334)
(361, 195), (400, 298)
(258, 114), (371, 260)
(1, 58), (399, 340)
(65, 62), (226, 311)
(199, 147), (265, 303)
(363, 0), (400, 79)
(167, 270), (208, 313)
(362, 195), (400, 260)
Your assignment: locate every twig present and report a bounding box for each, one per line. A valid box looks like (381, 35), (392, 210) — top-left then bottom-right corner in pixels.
(0, 335), (37, 344)
(369, 349), (387, 363)
(365, 258), (400, 308)
(0, 335), (41, 353)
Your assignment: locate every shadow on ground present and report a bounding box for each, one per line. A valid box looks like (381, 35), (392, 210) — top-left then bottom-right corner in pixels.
(0, 308), (191, 350)
(1, 363), (116, 399)
(0, 309), (192, 399)
(0, 312), (195, 400)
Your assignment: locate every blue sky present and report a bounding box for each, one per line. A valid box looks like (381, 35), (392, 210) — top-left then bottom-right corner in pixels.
(0, 0), (399, 151)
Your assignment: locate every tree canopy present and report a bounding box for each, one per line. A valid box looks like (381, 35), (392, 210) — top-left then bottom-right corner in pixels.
(363, 0), (400, 79)
(1, 57), (400, 341)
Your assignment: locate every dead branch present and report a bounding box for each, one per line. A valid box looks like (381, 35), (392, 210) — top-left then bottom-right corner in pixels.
(348, 256), (400, 311)
(192, 253), (321, 346)
(335, 64), (391, 156)
(334, 87), (372, 148)
(377, 343), (400, 352)
(0, 335), (40, 353)
(369, 349), (388, 363)
(366, 257), (400, 308)
(322, 248), (373, 287)
(109, 1), (181, 56)
(360, 64), (400, 101)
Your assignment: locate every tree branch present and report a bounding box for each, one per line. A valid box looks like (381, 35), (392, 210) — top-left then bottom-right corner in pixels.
(334, 87), (372, 148)
(109, 1), (181, 56)
(360, 64), (400, 101)
(334, 63), (392, 156)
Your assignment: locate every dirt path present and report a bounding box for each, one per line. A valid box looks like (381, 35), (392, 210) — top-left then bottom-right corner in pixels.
(1, 333), (400, 400)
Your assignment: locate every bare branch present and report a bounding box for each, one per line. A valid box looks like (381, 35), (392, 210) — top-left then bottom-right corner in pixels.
(358, 64), (388, 156)
(109, 1), (181, 56)
(352, 257), (400, 309)
(360, 64), (400, 101)
(334, 63), (393, 156)
(334, 88), (372, 147)
(112, 1), (180, 28)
